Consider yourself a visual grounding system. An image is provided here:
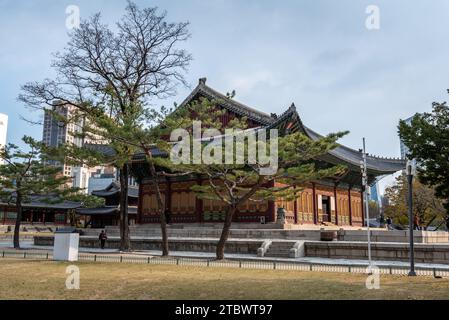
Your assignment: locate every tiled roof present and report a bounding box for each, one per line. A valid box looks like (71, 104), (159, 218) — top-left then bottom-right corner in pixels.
(0, 194), (81, 210)
(264, 104), (405, 174)
(91, 182), (139, 198)
(86, 78), (406, 176)
(75, 205), (138, 216)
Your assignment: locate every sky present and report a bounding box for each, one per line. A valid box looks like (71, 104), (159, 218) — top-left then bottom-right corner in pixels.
(1, 0), (449, 193)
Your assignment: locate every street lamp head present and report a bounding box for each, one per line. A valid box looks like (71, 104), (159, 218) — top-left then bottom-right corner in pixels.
(406, 159), (417, 176)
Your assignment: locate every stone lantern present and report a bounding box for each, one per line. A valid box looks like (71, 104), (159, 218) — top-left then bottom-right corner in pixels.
(277, 207), (286, 225)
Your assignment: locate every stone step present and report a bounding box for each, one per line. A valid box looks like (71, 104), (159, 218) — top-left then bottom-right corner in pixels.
(264, 253), (291, 258)
(268, 245), (293, 249)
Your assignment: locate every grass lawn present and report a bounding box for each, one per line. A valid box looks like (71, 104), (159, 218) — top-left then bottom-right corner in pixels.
(0, 259), (448, 300)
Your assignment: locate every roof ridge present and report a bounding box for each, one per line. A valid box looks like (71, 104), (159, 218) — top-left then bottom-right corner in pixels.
(366, 153), (404, 162)
(266, 103), (299, 129)
(183, 78), (275, 125)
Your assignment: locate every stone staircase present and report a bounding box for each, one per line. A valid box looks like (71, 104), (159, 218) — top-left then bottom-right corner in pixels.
(263, 241), (297, 258)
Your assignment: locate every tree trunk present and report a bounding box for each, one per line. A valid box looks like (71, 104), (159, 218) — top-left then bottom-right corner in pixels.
(119, 164), (131, 252)
(146, 156), (169, 257)
(216, 205), (236, 260)
(13, 193), (23, 249)
(69, 210), (76, 227)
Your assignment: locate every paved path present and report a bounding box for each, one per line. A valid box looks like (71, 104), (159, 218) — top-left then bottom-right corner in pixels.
(1, 240), (449, 270)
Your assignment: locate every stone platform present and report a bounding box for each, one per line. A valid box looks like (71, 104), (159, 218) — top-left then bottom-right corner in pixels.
(78, 225), (449, 244)
(32, 225), (449, 264)
(34, 234), (449, 264)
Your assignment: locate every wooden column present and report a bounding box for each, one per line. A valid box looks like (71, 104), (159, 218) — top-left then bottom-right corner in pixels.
(334, 183), (339, 226)
(268, 180), (276, 223)
(348, 187), (353, 226)
(292, 185), (298, 224)
(196, 177), (204, 223)
(2, 207), (6, 225)
(137, 183), (143, 224)
(361, 190), (365, 227)
(312, 183), (318, 225)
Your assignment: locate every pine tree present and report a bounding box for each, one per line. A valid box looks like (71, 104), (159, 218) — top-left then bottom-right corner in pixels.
(161, 97), (348, 260)
(0, 136), (78, 248)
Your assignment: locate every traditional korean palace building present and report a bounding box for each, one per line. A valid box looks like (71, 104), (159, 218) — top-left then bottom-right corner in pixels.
(130, 78), (406, 227)
(0, 183), (138, 228)
(0, 194), (80, 225)
(76, 182), (138, 228)
(0, 78), (405, 228)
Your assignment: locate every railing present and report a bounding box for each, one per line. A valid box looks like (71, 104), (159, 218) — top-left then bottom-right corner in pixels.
(1, 249), (448, 277)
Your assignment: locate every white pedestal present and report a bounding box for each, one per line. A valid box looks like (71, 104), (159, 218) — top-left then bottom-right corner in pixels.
(53, 233), (79, 261)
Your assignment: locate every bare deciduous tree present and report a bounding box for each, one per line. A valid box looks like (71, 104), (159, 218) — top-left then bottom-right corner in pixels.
(19, 1), (192, 252)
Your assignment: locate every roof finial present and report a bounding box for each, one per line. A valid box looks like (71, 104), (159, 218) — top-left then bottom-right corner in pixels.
(290, 103), (296, 110)
(199, 77), (207, 85)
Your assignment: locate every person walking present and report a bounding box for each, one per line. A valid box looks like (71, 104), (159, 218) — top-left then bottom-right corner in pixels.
(386, 216), (392, 230)
(413, 215), (420, 231)
(99, 230), (108, 249)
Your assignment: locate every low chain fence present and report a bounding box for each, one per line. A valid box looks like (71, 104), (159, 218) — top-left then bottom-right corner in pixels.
(1, 249), (449, 277)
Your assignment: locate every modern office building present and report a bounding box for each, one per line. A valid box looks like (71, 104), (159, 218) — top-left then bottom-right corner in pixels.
(399, 116), (414, 160)
(87, 170), (117, 194)
(369, 181), (380, 204)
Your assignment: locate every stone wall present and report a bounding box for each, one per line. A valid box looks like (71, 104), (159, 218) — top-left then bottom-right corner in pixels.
(305, 241), (449, 264)
(337, 230), (449, 244)
(34, 236), (263, 254)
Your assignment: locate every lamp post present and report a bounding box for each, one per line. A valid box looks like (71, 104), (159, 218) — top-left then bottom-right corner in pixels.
(407, 159), (417, 277)
(360, 138), (372, 269)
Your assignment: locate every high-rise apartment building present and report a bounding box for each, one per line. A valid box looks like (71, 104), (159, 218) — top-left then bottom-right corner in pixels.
(42, 103), (84, 177)
(42, 102), (114, 192)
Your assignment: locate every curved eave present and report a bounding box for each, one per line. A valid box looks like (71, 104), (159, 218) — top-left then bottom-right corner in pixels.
(304, 126), (405, 175)
(76, 207), (118, 215)
(266, 106), (405, 177)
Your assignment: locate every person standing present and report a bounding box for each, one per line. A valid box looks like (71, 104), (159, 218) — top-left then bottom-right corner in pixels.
(99, 230), (108, 249)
